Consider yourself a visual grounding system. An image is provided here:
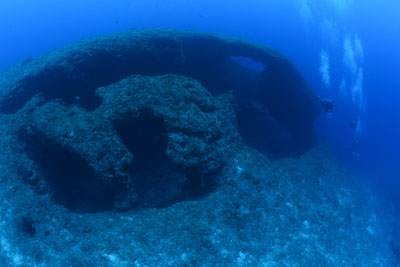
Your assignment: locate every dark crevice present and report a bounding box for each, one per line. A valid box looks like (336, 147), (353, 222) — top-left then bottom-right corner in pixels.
(113, 110), (212, 209)
(19, 129), (127, 213)
(21, 217), (36, 238)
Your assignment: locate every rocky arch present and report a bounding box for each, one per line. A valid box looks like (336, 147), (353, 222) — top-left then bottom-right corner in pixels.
(0, 28), (321, 157)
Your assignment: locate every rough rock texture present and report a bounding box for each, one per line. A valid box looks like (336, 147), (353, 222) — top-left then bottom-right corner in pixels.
(14, 74), (239, 211)
(0, 29), (397, 266)
(0, 28), (293, 113)
(0, 28), (320, 157)
(0, 137), (397, 265)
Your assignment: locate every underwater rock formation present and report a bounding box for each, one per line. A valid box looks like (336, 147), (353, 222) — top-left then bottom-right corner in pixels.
(0, 28), (320, 157)
(17, 74), (238, 211)
(0, 29), (396, 266)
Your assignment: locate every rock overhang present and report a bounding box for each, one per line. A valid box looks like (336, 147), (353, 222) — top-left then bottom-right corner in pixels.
(0, 28), (322, 211)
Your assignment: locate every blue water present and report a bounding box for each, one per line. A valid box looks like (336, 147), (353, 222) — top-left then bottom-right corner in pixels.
(1, 0), (399, 235)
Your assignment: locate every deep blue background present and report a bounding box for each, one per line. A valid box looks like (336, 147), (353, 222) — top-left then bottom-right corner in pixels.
(0, 0), (399, 200)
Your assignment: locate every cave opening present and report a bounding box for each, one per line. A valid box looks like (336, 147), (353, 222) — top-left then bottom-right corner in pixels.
(20, 129), (126, 213)
(113, 110), (212, 209)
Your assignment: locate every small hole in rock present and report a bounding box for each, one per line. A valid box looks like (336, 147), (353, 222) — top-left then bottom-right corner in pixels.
(231, 56), (266, 74)
(21, 217), (36, 238)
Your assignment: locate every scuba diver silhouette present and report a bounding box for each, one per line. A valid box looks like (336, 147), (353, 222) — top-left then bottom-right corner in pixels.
(350, 138), (360, 158)
(350, 117), (359, 130)
(350, 116), (361, 158)
(319, 96), (334, 113)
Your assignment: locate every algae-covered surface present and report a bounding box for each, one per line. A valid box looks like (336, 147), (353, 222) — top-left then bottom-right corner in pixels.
(0, 29), (397, 266)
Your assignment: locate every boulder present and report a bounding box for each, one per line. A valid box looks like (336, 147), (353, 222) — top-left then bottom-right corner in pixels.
(17, 74), (239, 211)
